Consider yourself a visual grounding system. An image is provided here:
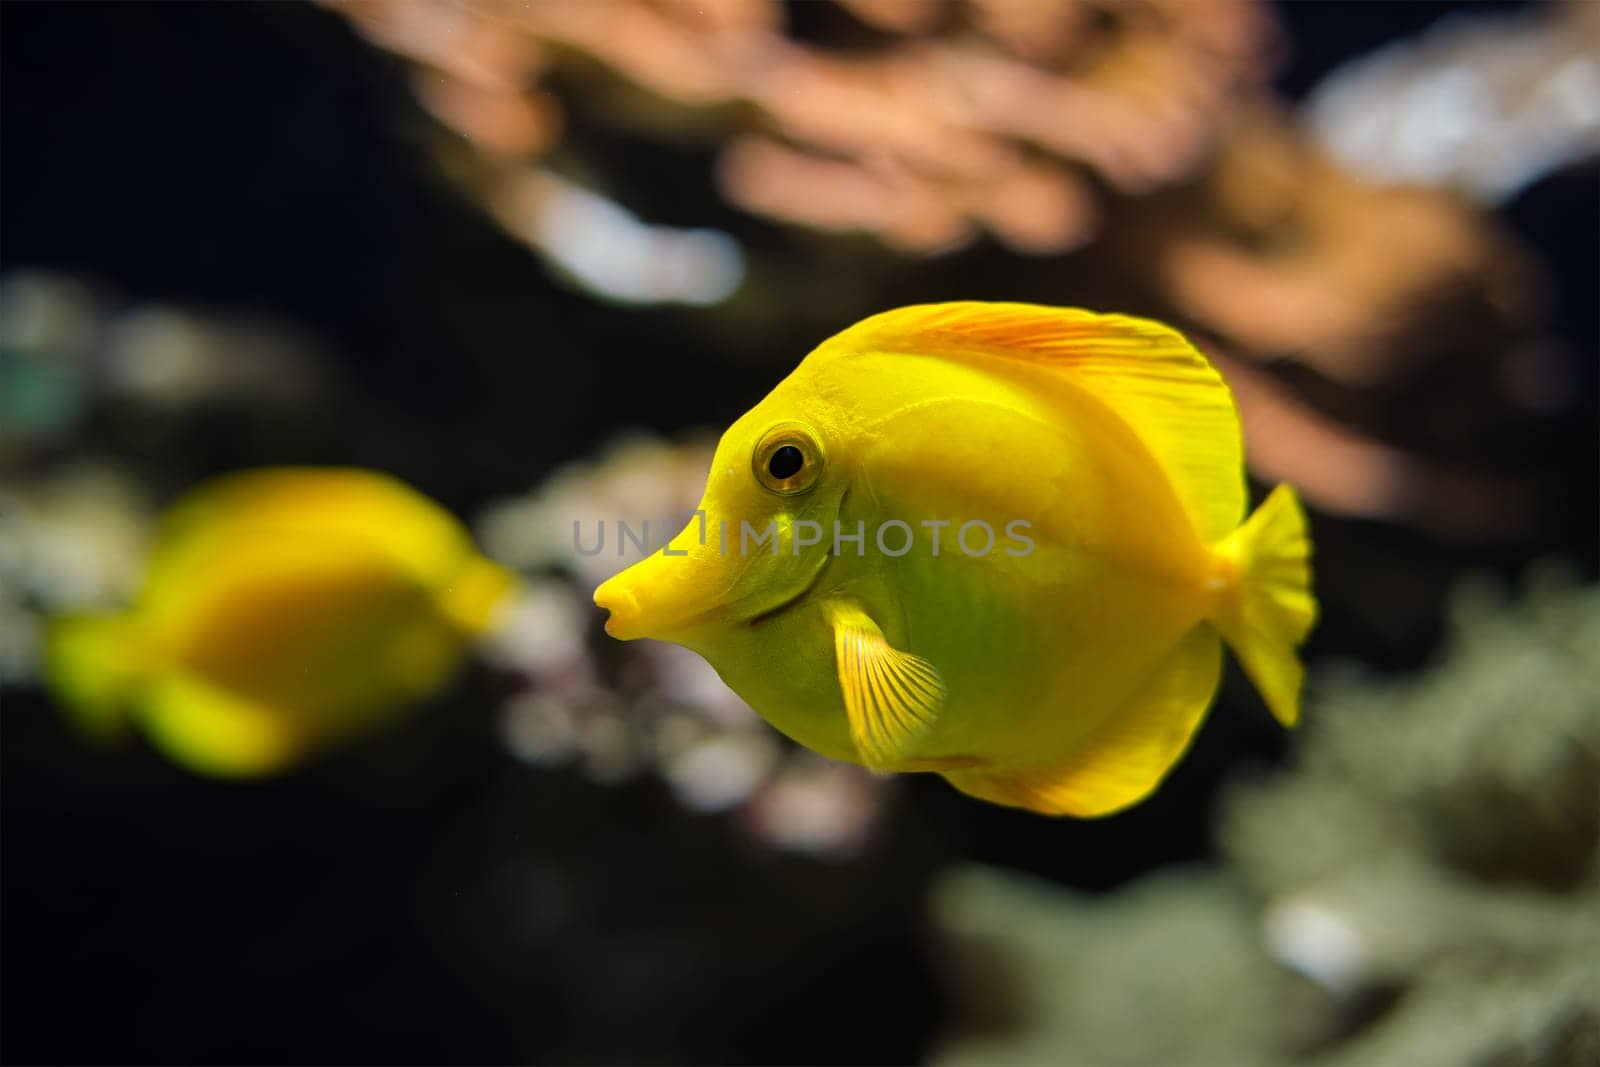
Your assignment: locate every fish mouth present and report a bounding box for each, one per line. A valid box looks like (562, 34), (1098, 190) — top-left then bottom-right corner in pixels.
(597, 582), (725, 640)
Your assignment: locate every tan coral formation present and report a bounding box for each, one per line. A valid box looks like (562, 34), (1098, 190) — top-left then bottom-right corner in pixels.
(333, 0), (1275, 252)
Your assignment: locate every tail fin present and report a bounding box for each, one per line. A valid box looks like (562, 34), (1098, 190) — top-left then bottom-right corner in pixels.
(44, 614), (155, 740)
(1209, 484), (1316, 727)
(437, 556), (518, 635)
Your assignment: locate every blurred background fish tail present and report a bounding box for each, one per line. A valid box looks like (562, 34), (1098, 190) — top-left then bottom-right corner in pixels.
(436, 556), (517, 636)
(1210, 484), (1316, 727)
(44, 613), (155, 741)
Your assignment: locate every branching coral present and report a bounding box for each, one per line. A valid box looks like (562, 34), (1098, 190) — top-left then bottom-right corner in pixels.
(333, 0), (1276, 254)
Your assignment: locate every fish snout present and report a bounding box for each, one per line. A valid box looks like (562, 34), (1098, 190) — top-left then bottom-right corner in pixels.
(593, 574), (645, 639)
(593, 511), (739, 641)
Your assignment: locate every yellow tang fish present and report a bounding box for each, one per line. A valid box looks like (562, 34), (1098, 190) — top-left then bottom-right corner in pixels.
(47, 468), (516, 777)
(595, 303), (1316, 816)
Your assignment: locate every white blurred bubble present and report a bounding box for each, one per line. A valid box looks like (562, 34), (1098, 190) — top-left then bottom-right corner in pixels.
(517, 172), (745, 305)
(1308, 7), (1600, 203)
(663, 731), (781, 813)
(1263, 897), (1371, 994)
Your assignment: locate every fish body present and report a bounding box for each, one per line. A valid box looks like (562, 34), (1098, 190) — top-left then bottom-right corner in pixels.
(47, 468), (515, 777)
(595, 303), (1316, 816)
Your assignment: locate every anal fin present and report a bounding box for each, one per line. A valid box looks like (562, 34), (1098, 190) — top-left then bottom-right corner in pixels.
(945, 626), (1222, 817)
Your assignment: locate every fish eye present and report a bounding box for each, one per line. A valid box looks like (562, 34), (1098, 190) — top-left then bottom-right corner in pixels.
(753, 423), (823, 495)
(769, 446), (803, 480)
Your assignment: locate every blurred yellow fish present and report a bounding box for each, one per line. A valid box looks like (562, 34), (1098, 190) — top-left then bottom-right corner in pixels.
(595, 302), (1315, 816)
(47, 468), (515, 777)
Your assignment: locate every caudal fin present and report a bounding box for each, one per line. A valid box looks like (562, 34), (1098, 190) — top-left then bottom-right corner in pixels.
(44, 614), (155, 739)
(1210, 484), (1316, 727)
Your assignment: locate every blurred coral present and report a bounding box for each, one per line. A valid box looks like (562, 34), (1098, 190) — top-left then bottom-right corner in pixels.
(0, 275), (101, 453)
(477, 435), (892, 858)
(1166, 110), (1532, 390)
(1307, 0), (1600, 204)
(333, 0), (1277, 255)
(476, 433), (719, 589)
(936, 870), (1280, 1067)
(0, 463), (153, 685)
(1151, 107), (1552, 543)
(0, 272), (325, 467)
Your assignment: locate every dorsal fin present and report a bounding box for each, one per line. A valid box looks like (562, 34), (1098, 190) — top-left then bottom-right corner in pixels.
(815, 302), (1246, 543)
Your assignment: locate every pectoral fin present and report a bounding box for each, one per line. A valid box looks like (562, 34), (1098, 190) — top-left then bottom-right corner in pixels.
(828, 602), (946, 771)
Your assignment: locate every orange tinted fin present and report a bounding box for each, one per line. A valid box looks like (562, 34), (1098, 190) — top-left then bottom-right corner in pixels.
(943, 626), (1221, 817)
(1211, 483), (1316, 727)
(828, 601), (946, 771)
(817, 302), (1246, 543)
